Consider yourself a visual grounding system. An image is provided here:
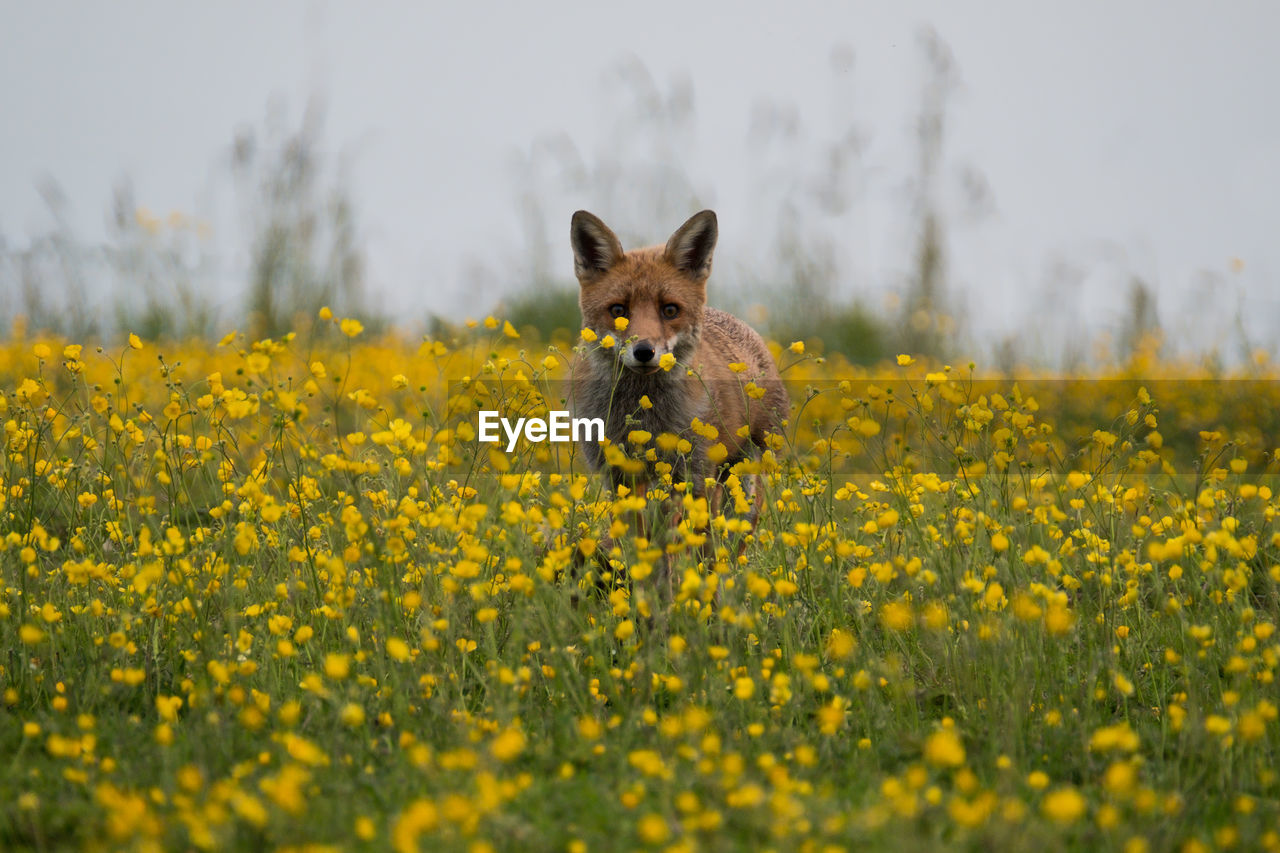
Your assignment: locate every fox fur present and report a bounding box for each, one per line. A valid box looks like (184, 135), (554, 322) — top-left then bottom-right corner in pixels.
(568, 209), (787, 511)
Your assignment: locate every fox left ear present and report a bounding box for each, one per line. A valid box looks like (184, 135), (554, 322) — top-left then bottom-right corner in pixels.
(663, 210), (718, 280)
(571, 210), (624, 283)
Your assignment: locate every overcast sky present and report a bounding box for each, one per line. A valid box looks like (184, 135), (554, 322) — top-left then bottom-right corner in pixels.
(2, 1), (1277, 360)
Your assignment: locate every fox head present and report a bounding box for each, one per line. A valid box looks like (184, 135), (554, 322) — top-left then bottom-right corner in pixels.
(571, 209), (717, 374)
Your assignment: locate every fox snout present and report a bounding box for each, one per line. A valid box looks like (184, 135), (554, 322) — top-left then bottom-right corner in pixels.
(621, 337), (669, 372)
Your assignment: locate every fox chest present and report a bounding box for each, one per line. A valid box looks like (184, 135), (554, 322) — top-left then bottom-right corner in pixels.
(577, 373), (701, 442)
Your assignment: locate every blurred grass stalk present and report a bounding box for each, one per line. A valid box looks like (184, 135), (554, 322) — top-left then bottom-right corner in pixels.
(0, 33), (1260, 369)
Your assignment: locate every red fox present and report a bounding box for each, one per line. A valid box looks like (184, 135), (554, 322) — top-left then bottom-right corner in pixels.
(568, 209), (787, 532)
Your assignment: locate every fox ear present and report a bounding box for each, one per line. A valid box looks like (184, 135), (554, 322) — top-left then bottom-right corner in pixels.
(571, 211), (624, 282)
(664, 210), (718, 280)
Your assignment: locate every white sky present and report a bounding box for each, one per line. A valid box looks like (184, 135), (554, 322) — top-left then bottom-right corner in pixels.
(2, 1), (1277, 360)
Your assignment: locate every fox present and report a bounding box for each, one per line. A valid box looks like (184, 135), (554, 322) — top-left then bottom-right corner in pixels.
(568, 209), (788, 536)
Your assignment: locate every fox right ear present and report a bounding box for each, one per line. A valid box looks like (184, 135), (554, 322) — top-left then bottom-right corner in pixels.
(663, 210), (717, 280)
(570, 211), (624, 282)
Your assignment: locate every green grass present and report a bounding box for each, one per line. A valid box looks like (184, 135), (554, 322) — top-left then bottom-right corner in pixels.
(1, 328), (1278, 852)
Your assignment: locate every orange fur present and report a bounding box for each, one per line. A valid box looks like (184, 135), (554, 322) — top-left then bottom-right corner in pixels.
(568, 210), (787, 502)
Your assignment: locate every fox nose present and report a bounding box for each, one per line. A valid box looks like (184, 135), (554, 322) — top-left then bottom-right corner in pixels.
(632, 342), (656, 363)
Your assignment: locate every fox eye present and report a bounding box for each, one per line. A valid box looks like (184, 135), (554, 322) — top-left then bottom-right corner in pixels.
(609, 304), (627, 318)
(662, 303), (680, 319)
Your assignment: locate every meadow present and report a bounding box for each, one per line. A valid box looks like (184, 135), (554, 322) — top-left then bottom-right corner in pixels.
(1, 313), (1278, 852)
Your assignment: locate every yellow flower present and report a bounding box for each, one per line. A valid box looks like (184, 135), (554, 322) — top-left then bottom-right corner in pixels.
(1044, 604), (1075, 636)
(658, 352), (677, 371)
(896, 354), (915, 366)
(600, 335), (615, 349)
(1112, 671), (1135, 696)
(637, 813), (670, 844)
(1066, 470), (1090, 489)
(614, 316), (629, 332)
(340, 318), (364, 338)
(1238, 710), (1266, 742)
(855, 418), (881, 438)
(324, 653), (351, 680)
(788, 340), (805, 354)
(824, 628), (856, 661)
(879, 600), (914, 632)
(128, 333), (143, 350)
(490, 727), (525, 762)
(386, 637), (411, 662)
(1089, 722), (1139, 753)
(503, 320), (519, 338)
(1040, 786), (1087, 824)
(393, 800), (439, 853)
(318, 305), (333, 320)
(875, 508), (899, 529)
(155, 695), (183, 723)
(284, 733), (330, 766)
(923, 727), (966, 768)
(1204, 715), (1232, 736)
(580, 327), (597, 342)
(231, 792), (269, 828)
(1103, 761), (1137, 796)
(921, 601), (949, 631)
(246, 352), (270, 374)
(340, 703), (366, 728)
(817, 698), (848, 736)
(628, 750), (668, 778)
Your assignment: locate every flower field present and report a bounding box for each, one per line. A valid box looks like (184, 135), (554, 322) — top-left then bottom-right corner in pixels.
(2, 316), (1279, 852)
